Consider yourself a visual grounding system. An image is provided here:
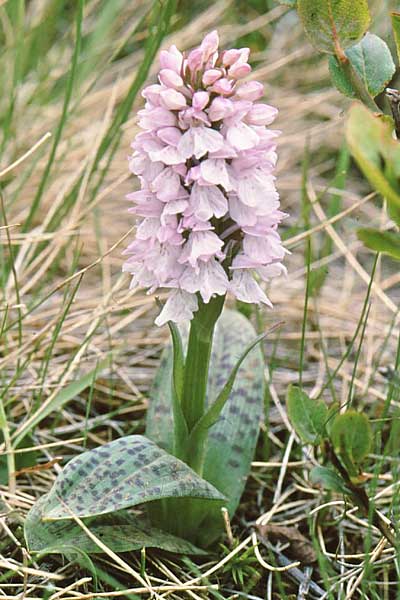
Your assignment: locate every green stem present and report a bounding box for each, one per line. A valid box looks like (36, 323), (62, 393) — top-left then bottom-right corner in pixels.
(327, 442), (396, 547)
(181, 295), (225, 436)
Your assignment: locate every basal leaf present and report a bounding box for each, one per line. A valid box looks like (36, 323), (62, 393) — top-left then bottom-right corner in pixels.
(39, 435), (225, 521)
(329, 34), (395, 98)
(357, 228), (400, 260)
(310, 466), (349, 494)
(297, 0), (370, 54)
(287, 385), (328, 445)
(202, 310), (264, 516)
(146, 348), (175, 451)
(25, 495), (205, 555)
(331, 411), (372, 466)
(391, 12), (400, 62)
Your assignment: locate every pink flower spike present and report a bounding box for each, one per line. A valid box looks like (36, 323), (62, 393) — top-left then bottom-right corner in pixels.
(124, 30), (286, 325)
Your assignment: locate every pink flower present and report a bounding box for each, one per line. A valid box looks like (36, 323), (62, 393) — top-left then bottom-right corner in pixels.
(124, 31), (287, 325)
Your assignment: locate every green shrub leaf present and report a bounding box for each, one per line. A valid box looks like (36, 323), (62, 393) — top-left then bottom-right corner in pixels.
(287, 385), (328, 445)
(310, 465), (349, 494)
(357, 229), (400, 260)
(329, 34), (395, 99)
(331, 411), (372, 468)
(391, 12), (400, 62)
(25, 495), (205, 555)
(37, 435), (225, 521)
(297, 0), (370, 54)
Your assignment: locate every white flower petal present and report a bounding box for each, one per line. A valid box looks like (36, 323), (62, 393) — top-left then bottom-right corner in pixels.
(155, 290), (198, 326)
(190, 183), (228, 221)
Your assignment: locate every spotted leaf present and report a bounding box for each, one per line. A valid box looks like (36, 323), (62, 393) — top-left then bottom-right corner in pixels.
(25, 495), (205, 555)
(38, 435), (225, 521)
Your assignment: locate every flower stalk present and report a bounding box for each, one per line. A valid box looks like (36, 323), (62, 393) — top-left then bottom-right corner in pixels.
(181, 295), (225, 435)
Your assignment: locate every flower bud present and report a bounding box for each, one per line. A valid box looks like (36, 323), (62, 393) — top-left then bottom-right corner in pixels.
(202, 69), (222, 86)
(159, 69), (184, 89)
(160, 89), (187, 110)
(228, 62), (251, 79)
(235, 81), (264, 101)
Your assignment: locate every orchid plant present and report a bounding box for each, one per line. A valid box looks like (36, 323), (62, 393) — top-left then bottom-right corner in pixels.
(25, 31), (287, 554)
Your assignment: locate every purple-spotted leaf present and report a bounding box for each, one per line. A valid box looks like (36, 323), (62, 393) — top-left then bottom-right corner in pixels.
(297, 0), (370, 54)
(25, 495), (205, 555)
(40, 435), (225, 521)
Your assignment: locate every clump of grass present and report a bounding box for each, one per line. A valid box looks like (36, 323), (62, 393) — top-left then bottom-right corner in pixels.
(0, 0), (399, 598)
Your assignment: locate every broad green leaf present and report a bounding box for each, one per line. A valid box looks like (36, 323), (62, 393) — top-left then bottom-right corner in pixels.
(331, 411), (372, 468)
(357, 229), (400, 260)
(146, 310), (265, 540)
(39, 435), (225, 521)
(25, 495), (205, 555)
(287, 386), (328, 445)
(297, 0), (370, 54)
(346, 103), (400, 225)
(329, 34), (395, 99)
(391, 12), (400, 62)
(310, 465), (349, 494)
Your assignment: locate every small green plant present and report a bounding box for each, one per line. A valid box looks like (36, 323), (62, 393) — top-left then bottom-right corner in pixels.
(287, 385), (395, 546)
